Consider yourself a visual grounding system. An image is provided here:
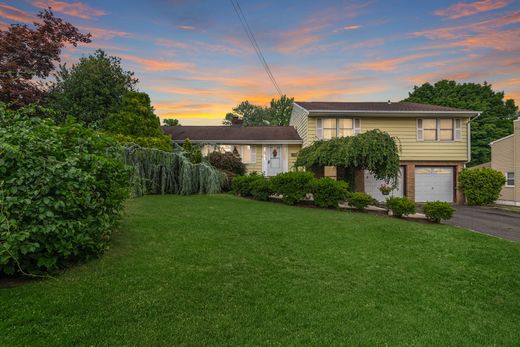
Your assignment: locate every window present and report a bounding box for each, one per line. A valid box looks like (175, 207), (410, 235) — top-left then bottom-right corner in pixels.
(317, 117), (360, 140)
(417, 118), (461, 141)
(506, 172), (515, 187)
(241, 145), (256, 164)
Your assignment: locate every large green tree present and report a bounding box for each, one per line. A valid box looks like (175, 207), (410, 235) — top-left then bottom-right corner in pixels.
(403, 80), (517, 166)
(49, 49), (137, 127)
(224, 95), (294, 126)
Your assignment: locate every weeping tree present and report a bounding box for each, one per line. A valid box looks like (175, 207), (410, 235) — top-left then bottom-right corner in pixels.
(123, 144), (223, 196)
(295, 129), (401, 183)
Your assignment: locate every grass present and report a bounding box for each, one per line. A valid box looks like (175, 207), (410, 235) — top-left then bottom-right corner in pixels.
(2, 194), (520, 346)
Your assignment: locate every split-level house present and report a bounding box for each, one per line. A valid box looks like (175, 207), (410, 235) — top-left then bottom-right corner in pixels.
(162, 101), (478, 203)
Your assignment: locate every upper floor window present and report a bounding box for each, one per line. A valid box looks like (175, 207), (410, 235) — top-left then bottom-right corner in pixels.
(506, 172), (515, 187)
(317, 117), (360, 140)
(417, 118), (461, 142)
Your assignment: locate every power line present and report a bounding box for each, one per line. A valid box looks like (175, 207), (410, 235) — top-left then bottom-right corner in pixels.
(230, 0), (283, 96)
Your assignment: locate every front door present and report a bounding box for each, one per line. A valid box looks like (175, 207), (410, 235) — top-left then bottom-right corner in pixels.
(267, 145), (283, 176)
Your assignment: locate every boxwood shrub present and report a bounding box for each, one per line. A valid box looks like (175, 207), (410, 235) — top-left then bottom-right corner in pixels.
(423, 201), (455, 223)
(385, 196), (416, 218)
(312, 178), (349, 208)
(459, 168), (506, 205)
(231, 174), (261, 197)
(270, 171), (314, 205)
(347, 192), (374, 210)
(0, 111), (131, 275)
(250, 177), (273, 201)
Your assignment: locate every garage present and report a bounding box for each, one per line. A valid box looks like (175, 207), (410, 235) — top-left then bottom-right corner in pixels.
(415, 167), (454, 202)
(364, 167), (404, 202)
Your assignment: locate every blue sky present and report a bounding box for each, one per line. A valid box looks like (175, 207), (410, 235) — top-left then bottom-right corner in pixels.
(1, 0), (519, 124)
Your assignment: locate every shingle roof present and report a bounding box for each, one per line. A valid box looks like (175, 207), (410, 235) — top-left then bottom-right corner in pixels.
(295, 101), (477, 113)
(162, 126), (302, 143)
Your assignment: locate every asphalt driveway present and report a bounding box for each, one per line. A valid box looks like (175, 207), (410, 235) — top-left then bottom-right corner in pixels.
(445, 206), (520, 242)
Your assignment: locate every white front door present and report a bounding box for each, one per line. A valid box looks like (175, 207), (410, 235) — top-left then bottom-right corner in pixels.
(415, 167), (454, 202)
(364, 167), (405, 202)
(266, 145), (283, 176)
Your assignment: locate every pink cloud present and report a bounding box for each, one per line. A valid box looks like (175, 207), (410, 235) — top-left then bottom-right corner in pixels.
(356, 53), (439, 72)
(119, 54), (193, 72)
(31, 0), (106, 19)
(0, 4), (35, 23)
(78, 26), (131, 40)
(333, 25), (361, 33)
(435, 0), (510, 19)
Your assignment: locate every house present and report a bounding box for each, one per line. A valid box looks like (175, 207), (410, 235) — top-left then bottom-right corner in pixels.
(482, 118), (520, 206)
(162, 101), (478, 203)
(289, 101), (478, 204)
(162, 118), (302, 176)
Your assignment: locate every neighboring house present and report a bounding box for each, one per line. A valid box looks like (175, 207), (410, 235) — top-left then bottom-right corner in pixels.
(485, 118), (520, 206)
(163, 118), (302, 176)
(162, 101), (478, 203)
(290, 101), (478, 203)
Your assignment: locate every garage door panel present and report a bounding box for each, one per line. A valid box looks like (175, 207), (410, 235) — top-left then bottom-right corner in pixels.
(415, 166), (453, 202)
(364, 167), (404, 202)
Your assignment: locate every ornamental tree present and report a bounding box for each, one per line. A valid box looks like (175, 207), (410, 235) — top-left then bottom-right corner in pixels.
(0, 9), (91, 107)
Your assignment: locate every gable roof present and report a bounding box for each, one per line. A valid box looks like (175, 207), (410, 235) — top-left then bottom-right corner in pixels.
(295, 101), (477, 114)
(162, 126), (302, 144)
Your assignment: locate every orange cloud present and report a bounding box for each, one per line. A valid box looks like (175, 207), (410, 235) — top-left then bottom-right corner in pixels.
(120, 54), (193, 72)
(0, 4), (35, 23)
(435, 0), (510, 19)
(31, 0), (106, 19)
(356, 53), (438, 72)
(0, 20), (8, 30)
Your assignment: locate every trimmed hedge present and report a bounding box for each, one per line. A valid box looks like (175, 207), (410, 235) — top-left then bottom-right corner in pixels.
(423, 201), (455, 223)
(232, 174), (262, 197)
(250, 177), (273, 201)
(347, 192), (374, 210)
(311, 178), (349, 208)
(270, 171), (314, 205)
(385, 196), (416, 218)
(0, 113), (131, 275)
(459, 168), (506, 205)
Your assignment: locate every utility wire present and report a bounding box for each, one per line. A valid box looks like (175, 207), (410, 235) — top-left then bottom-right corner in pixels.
(230, 0), (283, 96)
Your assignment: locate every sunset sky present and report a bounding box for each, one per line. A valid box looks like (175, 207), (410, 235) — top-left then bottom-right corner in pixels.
(1, 0), (519, 125)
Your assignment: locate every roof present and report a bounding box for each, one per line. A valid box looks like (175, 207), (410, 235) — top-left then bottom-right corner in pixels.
(470, 162), (491, 169)
(162, 126), (302, 144)
(490, 134), (514, 145)
(295, 101), (478, 114)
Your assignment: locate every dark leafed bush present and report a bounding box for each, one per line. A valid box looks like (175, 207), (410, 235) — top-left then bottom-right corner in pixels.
(231, 174), (262, 197)
(347, 192), (374, 210)
(459, 168), (506, 205)
(250, 177), (273, 201)
(385, 196), (416, 217)
(312, 178), (349, 208)
(423, 201), (455, 223)
(270, 171), (314, 205)
(208, 151), (246, 191)
(0, 109), (131, 275)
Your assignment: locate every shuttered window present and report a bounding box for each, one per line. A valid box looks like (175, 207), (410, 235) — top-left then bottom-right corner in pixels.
(417, 118), (459, 141)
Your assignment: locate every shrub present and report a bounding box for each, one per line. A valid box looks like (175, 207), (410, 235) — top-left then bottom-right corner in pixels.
(347, 192), (374, 210)
(250, 177), (273, 201)
(423, 201), (455, 223)
(0, 112), (131, 275)
(111, 133), (172, 152)
(207, 151), (246, 191)
(459, 168), (506, 205)
(270, 171), (314, 205)
(312, 178), (349, 208)
(385, 196), (416, 217)
(231, 174), (261, 197)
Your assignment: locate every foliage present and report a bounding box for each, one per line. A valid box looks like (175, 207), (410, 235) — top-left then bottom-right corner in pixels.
(207, 151), (246, 176)
(270, 171), (314, 205)
(105, 92), (163, 137)
(0, 110), (130, 275)
(295, 129), (401, 182)
(311, 178), (350, 208)
(404, 80), (517, 165)
(110, 133), (172, 152)
(423, 201), (455, 223)
(385, 197), (416, 218)
(250, 176), (273, 201)
(163, 118), (180, 126)
(347, 192), (374, 210)
(179, 139), (202, 164)
(223, 95), (294, 126)
(123, 144), (222, 197)
(459, 168), (506, 205)
(231, 174), (262, 197)
(49, 49), (138, 127)
(0, 9), (91, 107)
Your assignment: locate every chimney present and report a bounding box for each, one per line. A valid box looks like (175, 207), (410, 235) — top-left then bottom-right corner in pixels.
(387, 100), (392, 104)
(231, 116), (243, 127)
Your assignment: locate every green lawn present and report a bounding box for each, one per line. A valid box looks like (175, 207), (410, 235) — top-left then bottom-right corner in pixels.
(2, 195), (520, 346)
